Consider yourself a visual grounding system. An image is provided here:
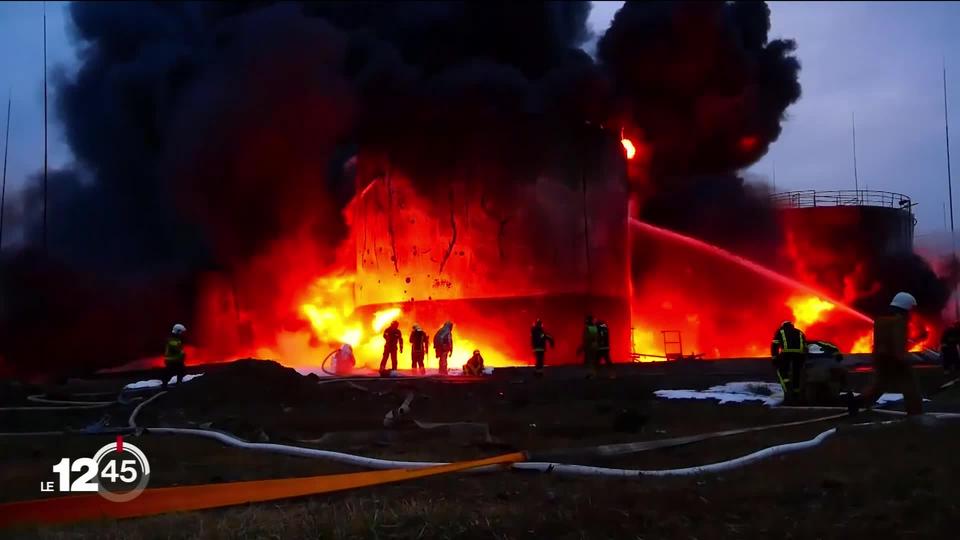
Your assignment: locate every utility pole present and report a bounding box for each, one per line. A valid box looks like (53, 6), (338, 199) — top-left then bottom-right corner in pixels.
(1, 93), (10, 252)
(944, 60), (958, 320)
(851, 112), (860, 201)
(42, 2), (49, 255)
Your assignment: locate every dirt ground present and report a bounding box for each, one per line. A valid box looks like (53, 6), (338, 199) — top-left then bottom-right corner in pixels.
(1, 359), (959, 539)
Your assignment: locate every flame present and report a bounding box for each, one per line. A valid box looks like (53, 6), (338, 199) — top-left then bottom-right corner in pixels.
(621, 138), (637, 160)
(786, 295), (836, 328)
(371, 308), (402, 333)
(851, 332), (872, 354)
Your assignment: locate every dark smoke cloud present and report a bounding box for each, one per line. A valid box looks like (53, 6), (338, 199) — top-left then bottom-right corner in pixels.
(599, 1), (800, 257)
(0, 1), (595, 376)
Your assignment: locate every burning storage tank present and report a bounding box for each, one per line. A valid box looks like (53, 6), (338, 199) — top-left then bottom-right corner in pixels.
(773, 189), (916, 295)
(348, 123), (631, 366)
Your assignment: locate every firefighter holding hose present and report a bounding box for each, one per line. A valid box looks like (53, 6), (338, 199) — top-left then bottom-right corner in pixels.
(380, 320), (403, 376)
(771, 320), (806, 404)
(940, 321), (960, 375)
(162, 323), (187, 390)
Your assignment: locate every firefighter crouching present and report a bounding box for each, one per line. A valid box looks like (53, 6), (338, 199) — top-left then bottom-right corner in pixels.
(771, 320), (806, 404)
(463, 350), (485, 376)
(531, 319), (555, 376)
(940, 321), (960, 375)
(410, 324), (429, 375)
(162, 324), (187, 390)
(333, 343), (356, 375)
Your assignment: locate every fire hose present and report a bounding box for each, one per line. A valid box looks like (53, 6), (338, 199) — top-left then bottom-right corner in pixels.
(2, 379), (957, 526)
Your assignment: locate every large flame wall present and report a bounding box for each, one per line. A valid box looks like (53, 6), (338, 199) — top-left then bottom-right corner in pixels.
(349, 126), (632, 364)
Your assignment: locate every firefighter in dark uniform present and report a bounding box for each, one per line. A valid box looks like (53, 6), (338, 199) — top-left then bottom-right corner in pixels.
(531, 319), (555, 376)
(380, 320), (403, 376)
(409, 324), (429, 375)
(580, 315), (600, 377)
(771, 320), (806, 404)
(596, 320), (612, 367)
(162, 324), (187, 390)
(940, 321), (960, 375)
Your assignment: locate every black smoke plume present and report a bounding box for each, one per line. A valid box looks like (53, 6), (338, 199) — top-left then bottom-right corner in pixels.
(0, 1), (595, 377)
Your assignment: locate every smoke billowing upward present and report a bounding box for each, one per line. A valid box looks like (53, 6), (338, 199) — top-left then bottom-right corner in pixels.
(599, 1), (800, 256)
(0, 1), (951, 377)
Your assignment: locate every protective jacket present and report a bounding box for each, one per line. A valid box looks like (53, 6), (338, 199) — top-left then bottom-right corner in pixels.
(164, 335), (185, 364)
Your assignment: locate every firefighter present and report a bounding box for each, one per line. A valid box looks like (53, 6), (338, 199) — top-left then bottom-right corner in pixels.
(531, 319), (555, 376)
(596, 319), (613, 367)
(771, 320), (806, 404)
(940, 321), (960, 375)
(463, 349), (485, 376)
(334, 343), (355, 375)
(162, 324), (187, 390)
(380, 320), (403, 376)
(409, 324), (429, 375)
(434, 321), (454, 376)
(857, 292), (925, 415)
(579, 315), (599, 377)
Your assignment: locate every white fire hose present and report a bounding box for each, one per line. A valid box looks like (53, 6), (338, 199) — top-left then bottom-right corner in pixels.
(127, 391), (872, 478)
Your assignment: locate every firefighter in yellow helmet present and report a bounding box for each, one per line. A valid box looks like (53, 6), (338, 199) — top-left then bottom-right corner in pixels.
(771, 320), (806, 404)
(162, 324), (187, 390)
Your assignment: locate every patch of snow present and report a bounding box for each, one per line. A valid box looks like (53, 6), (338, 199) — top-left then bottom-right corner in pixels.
(654, 381), (784, 406)
(123, 373), (204, 390)
(875, 393), (931, 405)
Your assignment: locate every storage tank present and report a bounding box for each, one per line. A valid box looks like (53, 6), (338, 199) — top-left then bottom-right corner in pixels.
(773, 189), (915, 294)
(348, 123), (631, 365)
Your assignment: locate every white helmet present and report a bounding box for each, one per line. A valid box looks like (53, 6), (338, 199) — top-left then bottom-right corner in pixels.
(172, 323), (187, 335)
(890, 292), (917, 312)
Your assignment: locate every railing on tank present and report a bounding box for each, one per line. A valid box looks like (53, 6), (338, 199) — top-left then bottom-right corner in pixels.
(770, 189), (914, 210)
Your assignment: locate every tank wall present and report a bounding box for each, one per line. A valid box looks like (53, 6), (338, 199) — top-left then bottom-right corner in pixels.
(779, 206), (914, 257)
(348, 126), (632, 364)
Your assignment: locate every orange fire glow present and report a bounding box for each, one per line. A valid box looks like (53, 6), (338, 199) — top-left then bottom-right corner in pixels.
(621, 138), (637, 160)
(291, 274), (522, 371)
(786, 295), (836, 328)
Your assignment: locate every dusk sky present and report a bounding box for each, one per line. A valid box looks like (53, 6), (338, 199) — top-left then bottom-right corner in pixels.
(1, 1), (959, 236)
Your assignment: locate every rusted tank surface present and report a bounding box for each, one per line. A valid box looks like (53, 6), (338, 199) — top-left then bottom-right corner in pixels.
(349, 125), (631, 364)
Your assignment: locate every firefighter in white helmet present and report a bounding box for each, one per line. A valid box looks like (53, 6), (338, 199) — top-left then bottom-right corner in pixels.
(162, 323), (187, 390)
(855, 292), (925, 415)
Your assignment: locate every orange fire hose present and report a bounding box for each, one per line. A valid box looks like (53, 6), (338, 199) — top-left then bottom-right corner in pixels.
(0, 452), (526, 528)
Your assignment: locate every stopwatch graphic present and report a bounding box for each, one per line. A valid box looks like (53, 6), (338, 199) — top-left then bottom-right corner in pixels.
(90, 436), (152, 502)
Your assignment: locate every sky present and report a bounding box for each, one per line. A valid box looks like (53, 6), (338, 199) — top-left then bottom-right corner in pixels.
(1, 1), (959, 237)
